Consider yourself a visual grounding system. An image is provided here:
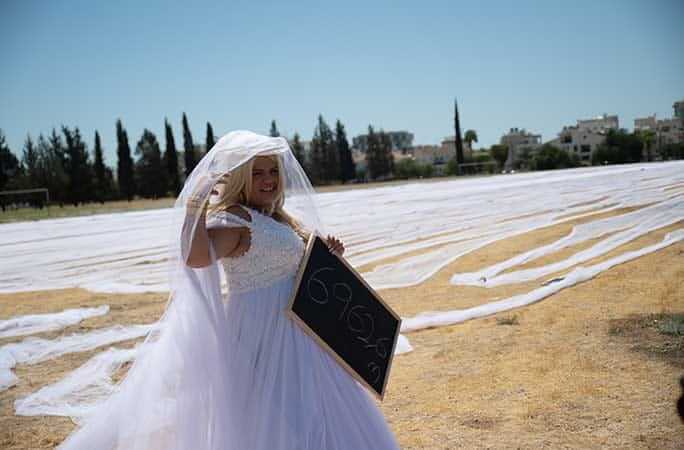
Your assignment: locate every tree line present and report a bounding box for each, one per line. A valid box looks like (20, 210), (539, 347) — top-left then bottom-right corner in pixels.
(269, 116), (393, 184)
(0, 113), (397, 208)
(0, 112), (216, 207)
(6, 115), (675, 209)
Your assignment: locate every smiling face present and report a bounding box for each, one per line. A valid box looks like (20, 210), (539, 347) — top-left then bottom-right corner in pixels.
(247, 155), (281, 209)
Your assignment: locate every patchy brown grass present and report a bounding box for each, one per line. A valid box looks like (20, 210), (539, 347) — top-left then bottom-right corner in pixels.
(608, 312), (684, 368)
(1, 217), (683, 449)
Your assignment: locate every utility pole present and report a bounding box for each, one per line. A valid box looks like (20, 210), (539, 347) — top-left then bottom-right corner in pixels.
(454, 98), (464, 175)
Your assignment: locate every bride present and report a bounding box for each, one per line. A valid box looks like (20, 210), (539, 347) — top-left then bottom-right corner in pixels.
(58, 131), (400, 449)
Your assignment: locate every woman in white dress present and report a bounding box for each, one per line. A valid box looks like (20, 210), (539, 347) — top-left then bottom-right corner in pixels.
(58, 131), (400, 449)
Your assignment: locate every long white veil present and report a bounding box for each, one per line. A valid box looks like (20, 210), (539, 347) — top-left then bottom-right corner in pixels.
(58, 130), (323, 449)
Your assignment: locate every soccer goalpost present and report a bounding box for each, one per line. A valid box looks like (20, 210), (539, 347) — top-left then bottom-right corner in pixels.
(457, 161), (499, 175)
(0, 188), (50, 214)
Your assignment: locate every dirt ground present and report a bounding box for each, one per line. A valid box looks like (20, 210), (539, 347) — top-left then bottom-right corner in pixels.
(1, 210), (682, 449)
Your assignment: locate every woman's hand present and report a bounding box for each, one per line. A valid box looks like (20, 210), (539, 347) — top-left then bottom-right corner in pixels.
(186, 174), (221, 215)
(326, 235), (345, 257)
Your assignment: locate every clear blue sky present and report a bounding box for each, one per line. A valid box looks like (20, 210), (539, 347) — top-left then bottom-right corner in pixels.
(1, 0), (682, 168)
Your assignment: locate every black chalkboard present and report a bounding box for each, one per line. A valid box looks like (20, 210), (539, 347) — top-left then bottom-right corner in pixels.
(285, 234), (402, 400)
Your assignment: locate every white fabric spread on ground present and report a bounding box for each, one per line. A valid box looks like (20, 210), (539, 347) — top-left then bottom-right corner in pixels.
(0, 324), (153, 391)
(0, 162), (682, 421)
(394, 334), (412, 354)
(450, 195), (683, 287)
(1, 163), (681, 295)
(14, 346), (139, 421)
(401, 229), (684, 332)
(0, 305), (110, 339)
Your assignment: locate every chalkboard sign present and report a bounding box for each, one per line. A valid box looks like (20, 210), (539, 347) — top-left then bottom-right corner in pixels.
(285, 234), (402, 401)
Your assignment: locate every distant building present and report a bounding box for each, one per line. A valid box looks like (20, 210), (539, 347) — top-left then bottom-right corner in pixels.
(634, 115), (660, 160)
(634, 115), (657, 131)
(550, 114), (620, 164)
(657, 100), (684, 148)
(439, 136), (472, 160)
(576, 114), (619, 133)
(412, 145), (448, 166)
(352, 131), (414, 153)
(635, 102), (684, 154)
(656, 117), (684, 147)
(674, 100), (684, 119)
(410, 141), (469, 175)
(500, 128), (542, 169)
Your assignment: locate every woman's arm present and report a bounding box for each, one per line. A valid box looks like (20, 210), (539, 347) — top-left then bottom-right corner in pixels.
(184, 208), (212, 268)
(184, 209), (247, 268)
(183, 176), (244, 268)
(185, 204), (254, 268)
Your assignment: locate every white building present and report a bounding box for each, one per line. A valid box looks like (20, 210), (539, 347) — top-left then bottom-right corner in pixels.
(674, 100), (684, 120)
(412, 145), (448, 165)
(635, 101), (684, 154)
(657, 100), (684, 147)
(408, 138), (473, 175)
(576, 114), (619, 133)
(634, 115), (657, 132)
(500, 128), (542, 169)
(656, 117), (684, 147)
(551, 114), (620, 164)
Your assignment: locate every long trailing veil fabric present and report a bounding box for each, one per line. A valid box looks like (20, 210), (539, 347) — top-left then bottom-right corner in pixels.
(58, 131), (324, 450)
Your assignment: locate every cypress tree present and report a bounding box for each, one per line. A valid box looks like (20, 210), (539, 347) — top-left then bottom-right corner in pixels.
(205, 122), (216, 155)
(309, 129), (324, 185)
(0, 130), (20, 192)
(366, 126), (392, 180)
(365, 125), (380, 180)
(270, 120), (280, 137)
(33, 134), (52, 206)
(49, 128), (68, 169)
(335, 120), (355, 183)
(182, 113), (196, 177)
(48, 129), (69, 205)
(134, 129), (167, 199)
(35, 134), (49, 189)
(116, 119), (135, 201)
(164, 119), (181, 195)
(291, 132), (307, 172)
(379, 130), (394, 177)
(92, 131), (109, 203)
(316, 115), (338, 182)
(22, 134), (39, 187)
(62, 126), (93, 206)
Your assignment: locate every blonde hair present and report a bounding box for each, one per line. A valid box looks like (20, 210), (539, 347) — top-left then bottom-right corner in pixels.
(207, 155), (308, 240)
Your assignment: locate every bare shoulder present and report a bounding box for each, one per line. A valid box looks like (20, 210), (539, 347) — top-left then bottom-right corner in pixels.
(206, 205), (252, 236)
(225, 204), (252, 222)
(207, 205), (252, 259)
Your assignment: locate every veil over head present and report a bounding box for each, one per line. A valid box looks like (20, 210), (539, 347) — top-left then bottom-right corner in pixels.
(59, 130), (324, 449)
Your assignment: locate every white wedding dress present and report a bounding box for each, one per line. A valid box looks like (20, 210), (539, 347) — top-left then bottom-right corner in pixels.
(204, 205), (401, 449)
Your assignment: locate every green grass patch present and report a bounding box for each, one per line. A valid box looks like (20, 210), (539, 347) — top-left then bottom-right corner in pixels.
(0, 198), (176, 223)
(658, 313), (684, 336)
(496, 315), (519, 326)
(608, 312), (684, 368)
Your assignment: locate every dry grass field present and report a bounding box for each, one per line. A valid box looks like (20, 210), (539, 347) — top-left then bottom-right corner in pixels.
(0, 209), (682, 449)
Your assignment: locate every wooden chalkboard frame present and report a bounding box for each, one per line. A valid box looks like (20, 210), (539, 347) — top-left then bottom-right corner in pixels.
(284, 233), (402, 401)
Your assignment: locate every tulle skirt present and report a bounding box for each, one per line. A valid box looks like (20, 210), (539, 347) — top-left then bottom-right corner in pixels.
(222, 275), (400, 449)
(58, 271), (400, 450)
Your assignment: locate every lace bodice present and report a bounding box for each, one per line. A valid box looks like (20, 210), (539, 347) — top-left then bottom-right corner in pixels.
(206, 206), (306, 294)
